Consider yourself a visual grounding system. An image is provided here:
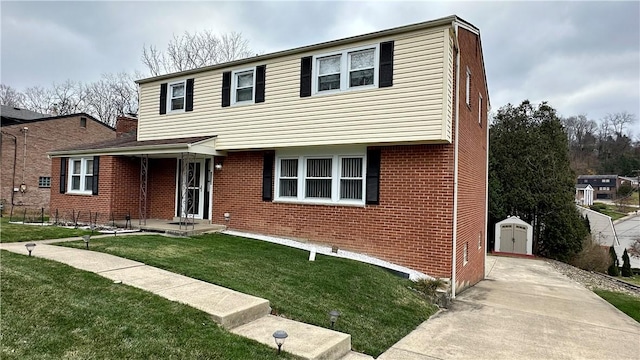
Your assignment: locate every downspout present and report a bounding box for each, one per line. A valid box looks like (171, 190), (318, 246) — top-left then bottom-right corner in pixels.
(1, 131), (18, 206)
(451, 22), (461, 299)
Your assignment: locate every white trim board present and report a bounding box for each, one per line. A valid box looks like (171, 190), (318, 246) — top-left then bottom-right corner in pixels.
(222, 230), (430, 281)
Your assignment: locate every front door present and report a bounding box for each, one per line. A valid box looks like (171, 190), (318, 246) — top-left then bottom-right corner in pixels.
(181, 160), (205, 219)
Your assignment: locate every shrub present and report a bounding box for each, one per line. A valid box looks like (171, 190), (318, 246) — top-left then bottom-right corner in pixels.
(570, 237), (611, 273)
(590, 203), (606, 211)
(608, 246), (620, 276)
(621, 249), (632, 277)
(413, 278), (446, 299)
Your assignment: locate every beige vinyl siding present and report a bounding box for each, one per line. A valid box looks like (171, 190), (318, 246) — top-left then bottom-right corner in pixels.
(138, 25), (454, 150)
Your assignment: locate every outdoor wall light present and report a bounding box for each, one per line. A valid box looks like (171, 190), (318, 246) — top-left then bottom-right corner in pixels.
(82, 235), (91, 250)
(215, 158), (224, 170)
(224, 212), (230, 222)
(328, 310), (341, 329)
(19, 183), (27, 193)
(215, 163), (223, 170)
(25, 243), (36, 256)
(272, 330), (288, 355)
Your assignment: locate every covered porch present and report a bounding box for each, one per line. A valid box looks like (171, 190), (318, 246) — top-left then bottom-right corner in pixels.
(49, 135), (227, 231)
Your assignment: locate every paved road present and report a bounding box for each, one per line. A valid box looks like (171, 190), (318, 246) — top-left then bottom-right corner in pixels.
(379, 256), (640, 360)
(615, 215), (640, 268)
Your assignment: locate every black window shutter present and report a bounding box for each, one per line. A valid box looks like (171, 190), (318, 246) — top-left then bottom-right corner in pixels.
(366, 149), (381, 205)
(262, 151), (274, 201)
(159, 83), (168, 114)
(92, 156), (100, 195)
(222, 72), (231, 107)
(300, 56), (312, 97)
(379, 41), (394, 88)
(185, 78), (194, 112)
(59, 157), (67, 194)
(255, 65), (266, 103)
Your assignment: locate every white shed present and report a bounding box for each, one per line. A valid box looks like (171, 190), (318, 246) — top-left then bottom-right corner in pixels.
(494, 216), (533, 255)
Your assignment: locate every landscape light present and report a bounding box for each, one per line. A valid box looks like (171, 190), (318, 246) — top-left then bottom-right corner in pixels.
(82, 235), (91, 250)
(272, 330), (288, 355)
(329, 310), (341, 329)
(25, 243), (36, 256)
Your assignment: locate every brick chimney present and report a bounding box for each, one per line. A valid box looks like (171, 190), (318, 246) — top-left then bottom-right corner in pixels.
(116, 115), (138, 137)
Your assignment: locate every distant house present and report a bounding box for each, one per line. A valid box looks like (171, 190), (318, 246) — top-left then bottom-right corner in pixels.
(1, 105), (116, 212)
(48, 15), (490, 296)
(619, 176), (639, 189)
(575, 184), (594, 206)
(577, 175), (620, 200)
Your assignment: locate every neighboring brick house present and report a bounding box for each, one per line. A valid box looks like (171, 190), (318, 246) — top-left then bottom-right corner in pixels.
(1, 106), (115, 212)
(577, 175), (621, 200)
(49, 15), (489, 296)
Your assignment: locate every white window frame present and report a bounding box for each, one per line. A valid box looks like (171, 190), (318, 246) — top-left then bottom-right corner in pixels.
(599, 186), (610, 191)
(465, 68), (471, 106)
(478, 94), (482, 125)
(311, 44), (379, 96)
(167, 80), (186, 113)
(274, 147), (366, 206)
(601, 179), (610, 183)
(277, 157), (299, 198)
(231, 67), (256, 105)
(67, 157), (94, 195)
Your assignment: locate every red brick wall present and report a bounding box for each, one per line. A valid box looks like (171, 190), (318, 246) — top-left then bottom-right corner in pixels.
(454, 28), (489, 291)
(213, 145), (455, 278)
(1, 115), (115, 212)
(115, 116), (138, 137)
(147, 158), (177, 220)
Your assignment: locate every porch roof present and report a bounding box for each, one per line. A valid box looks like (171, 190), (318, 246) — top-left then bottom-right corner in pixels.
(48, 134), (224, 157)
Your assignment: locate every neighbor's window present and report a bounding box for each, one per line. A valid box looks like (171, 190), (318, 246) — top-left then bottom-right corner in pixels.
(314, 45), (378, 94)
(602, 179), (610, 183)
(233, 69), (255, 103)
(38, 176), (51, 188)
(275, 148), (366, 205)
(465, 68), (471, 106)
(599, 186), (610, 191)
(168, 81), (185, 112)
(68, 158), (93, 194)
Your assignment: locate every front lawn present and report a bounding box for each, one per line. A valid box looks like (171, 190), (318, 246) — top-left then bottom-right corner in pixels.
(61, 234), (437, 357)
(0, 217), (92, 243)
(0, 250), (296, 359)
(594, 289), (640, 322)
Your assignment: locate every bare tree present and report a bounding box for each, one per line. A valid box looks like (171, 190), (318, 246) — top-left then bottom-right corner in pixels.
(0, 84), (25, 107)
(604, 112), (636, 138)
(141, 31), (253, 76)
(50, 80), (87, 115)
(22, 86), (55, 115)
(629, 238), (640, 259)
(84, 72), (140, 127)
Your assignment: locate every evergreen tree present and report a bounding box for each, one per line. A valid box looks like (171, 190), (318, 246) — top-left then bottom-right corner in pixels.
(608, 246), (619, 276)
(583, 215), (591, 234)
(489, 101), (588, 261)
(621, 249), (632, 277)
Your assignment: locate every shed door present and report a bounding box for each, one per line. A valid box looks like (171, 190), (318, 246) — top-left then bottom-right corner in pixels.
(500, 224), (513, 252)
(514, 225), (527, 254)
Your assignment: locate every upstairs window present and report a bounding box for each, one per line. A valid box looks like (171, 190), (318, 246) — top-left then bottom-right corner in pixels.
(169, 81), (185, 112)
(233, 69), (255, 103)
(602, 179), (610, 183)
(313, 45), (379, 95)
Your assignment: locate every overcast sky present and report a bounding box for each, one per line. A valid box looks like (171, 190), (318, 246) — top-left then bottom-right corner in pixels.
(1, 1), (639, 126)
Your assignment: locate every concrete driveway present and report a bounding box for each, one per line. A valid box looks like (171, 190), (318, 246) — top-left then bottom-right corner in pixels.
(615, 215), (640, 268)
(379, 256), (640, 360)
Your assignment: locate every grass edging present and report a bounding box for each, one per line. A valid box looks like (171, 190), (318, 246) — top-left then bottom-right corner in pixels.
(593, 289), (640, 322)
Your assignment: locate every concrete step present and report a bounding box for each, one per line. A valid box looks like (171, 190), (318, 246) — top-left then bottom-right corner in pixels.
(231, 315), (351, 360)
(339, 351), (374, 360)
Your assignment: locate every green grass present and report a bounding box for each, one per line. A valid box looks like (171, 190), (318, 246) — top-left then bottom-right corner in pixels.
(595, 208), (627, 221)
(594, 289), (640, 322)
(0, 217), (92, 243)
(619, 275), (640, 286)
(0, 250), (297, 360)
(61, 234), (437, 357)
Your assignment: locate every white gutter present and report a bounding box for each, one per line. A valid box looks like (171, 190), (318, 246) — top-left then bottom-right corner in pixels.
(451, 21), (461, 299)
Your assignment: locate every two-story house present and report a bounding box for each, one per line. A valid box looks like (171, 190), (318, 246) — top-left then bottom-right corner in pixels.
(49, 15), (489, 296)
(1, 106), (115, 213)
(577, 175), (621, 200)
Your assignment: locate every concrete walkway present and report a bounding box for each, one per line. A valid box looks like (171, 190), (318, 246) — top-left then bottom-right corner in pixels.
(379, 256), (640, 360)
(0, 240), (360, 360)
